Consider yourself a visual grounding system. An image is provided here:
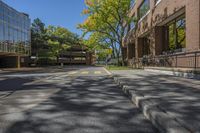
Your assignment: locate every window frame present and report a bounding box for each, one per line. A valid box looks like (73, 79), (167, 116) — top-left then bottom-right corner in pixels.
(155, 0), (162, 6)
(166, 14), (186, 52)
(130, 0), (136, 9)
(138, 0), (150, 21)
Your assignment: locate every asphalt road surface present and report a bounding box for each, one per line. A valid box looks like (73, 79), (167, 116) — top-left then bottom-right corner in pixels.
(0, 66), (158, 133)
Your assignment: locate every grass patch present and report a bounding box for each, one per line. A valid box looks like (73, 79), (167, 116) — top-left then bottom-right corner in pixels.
(105, 65), (132, 70)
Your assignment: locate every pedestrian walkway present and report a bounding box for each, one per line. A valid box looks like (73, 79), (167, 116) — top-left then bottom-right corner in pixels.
(68, 69), (108, 76)
(111, 70), (200, 133)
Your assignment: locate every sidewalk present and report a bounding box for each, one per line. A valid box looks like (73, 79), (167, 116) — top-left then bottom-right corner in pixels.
(111, 70), (200, 133)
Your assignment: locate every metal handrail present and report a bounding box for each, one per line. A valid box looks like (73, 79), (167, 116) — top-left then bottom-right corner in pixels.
(133, 50), (200, 69)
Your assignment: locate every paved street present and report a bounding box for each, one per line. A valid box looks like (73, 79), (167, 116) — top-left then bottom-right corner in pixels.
(0, 66), (157, 133)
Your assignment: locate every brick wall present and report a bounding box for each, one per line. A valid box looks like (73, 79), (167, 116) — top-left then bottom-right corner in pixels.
(125, 0), (200, 67)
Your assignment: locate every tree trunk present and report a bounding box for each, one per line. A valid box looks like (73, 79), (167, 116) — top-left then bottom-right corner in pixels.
(115, 47), (121, 66)
(110, 44), (116, 58)
(56, 56), (59, 65)
(119, 42), (126, 66)
(121, 48), (125, 66)
(116, 51), (120, 66)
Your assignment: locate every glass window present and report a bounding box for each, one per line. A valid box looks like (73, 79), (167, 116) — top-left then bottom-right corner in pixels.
(0, 3), (3, 15)
(0, 21), (4, 41)
(155, 0), (161, 4)
(0, 4), (2, 11)
(0, 1), (31, 54)
(14, 29), (17, 43)
(168, 23), (176, 50)
(9, 26), (13, 42)
(138, 0), (150, 19)
(124, 27), (129, 35)
(130, 0), (135, 8)
(4, 23), (9, 41)
(130, 19), (135, 30)
(168, 16), (186, 51)
(176, 18), (186, 49)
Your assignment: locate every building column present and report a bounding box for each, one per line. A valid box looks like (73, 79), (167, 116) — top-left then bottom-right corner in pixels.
(135, 38), (144, 68)
(16, 55), (21, 69)
(123, 47), (127, 60)
(86, 52), (91, 65)
(127, 43), (133, 59)
(136, 38), (144, 59)
(186, 0), (200, 51)
(154, 26), (168, 55)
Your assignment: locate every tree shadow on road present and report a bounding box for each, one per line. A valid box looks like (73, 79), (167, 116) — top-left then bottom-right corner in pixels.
(114, 71), (200, 132)
(1, 75), (157, 133)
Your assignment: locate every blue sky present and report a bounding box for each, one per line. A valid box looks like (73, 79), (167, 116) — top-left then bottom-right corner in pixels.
(2, 0), (87, 36)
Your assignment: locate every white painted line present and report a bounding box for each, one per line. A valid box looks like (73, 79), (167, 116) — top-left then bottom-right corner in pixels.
(2, 73), (53, 77)
(81, 71), (89, 74)
(94, 71), (101, 74)
(103, 67), (112, 75)
(68, 71), (77, 75)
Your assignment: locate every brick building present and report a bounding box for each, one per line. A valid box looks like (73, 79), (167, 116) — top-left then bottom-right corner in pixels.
(123, 0), (200, 68)
(0, 0), (31, 68)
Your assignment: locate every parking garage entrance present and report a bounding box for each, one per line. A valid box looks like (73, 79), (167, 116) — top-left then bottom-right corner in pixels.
(59, 45), (95, 65)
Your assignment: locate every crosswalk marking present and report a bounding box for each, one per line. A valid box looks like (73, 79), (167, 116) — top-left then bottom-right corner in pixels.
(81, 71), (89, 74)
(68, 71), (78, 75)
(68, 71), (103, 75)
(94, 71), (101, 74)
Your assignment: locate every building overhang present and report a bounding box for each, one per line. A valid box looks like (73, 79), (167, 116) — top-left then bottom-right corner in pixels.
(157, 7), (185, 26)
(0, 52), (28, 57)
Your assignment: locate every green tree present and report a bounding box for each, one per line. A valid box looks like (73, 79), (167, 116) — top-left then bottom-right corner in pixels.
(46, 26), (78, 63)
(31, 19), (83, 65)
(78, 0), (133, 66)
(83, 32), (111, 62)
(31, 18), (48, 57)
(46, 26), (80, 45)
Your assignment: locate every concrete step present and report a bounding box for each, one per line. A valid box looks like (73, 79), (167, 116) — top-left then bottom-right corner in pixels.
(144, 67), (200, 80)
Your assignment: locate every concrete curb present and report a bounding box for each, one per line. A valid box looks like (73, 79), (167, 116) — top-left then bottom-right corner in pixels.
(103, 67), (112, 75)
(112, 75), (192, 133)
(145, 68), (200, 80)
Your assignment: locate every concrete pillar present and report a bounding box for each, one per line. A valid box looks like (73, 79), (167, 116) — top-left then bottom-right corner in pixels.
(86, 52), (91, 65)
(150, 0), (155, 10)
(17, 56), (21, 69)
(136, 38), (144, 58)
(186, 0), (200, 51)
(154, 26), (168, 55)
(148, 29), (156, 56)
(127, 43), (135, 59)
(127, 45), (130, 60)
(123, 47), (127, 60)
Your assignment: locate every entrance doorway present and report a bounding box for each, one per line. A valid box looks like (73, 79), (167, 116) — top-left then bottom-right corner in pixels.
(142, 37), (151, 56)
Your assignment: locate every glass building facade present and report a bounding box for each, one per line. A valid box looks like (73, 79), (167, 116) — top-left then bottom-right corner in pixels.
(0, 0), (31, 55)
